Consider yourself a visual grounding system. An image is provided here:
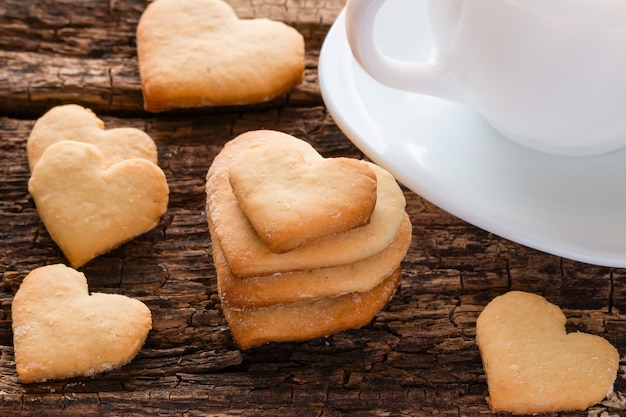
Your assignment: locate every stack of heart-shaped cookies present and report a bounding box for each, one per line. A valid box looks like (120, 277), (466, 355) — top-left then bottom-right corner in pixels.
(27, 104), (169, 268)
(206, 130), (412, 349)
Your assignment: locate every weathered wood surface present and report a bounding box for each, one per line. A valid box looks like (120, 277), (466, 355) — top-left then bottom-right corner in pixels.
(1, 0), (625, 416)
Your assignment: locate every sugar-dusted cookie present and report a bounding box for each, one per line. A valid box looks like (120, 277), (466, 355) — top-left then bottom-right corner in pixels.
(28, 141), (169, 268)
(228, 140), (377, 253)
(216, 214), (411, 308)
(206, 130), (406, 277)
(136, 0), (305, 112)
(27, 104), (158, 171)
(476, 291), (619, 414)
(12, 264), (152, 383)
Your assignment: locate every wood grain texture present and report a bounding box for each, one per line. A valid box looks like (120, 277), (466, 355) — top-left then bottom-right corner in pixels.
(1, 0), (625, 416)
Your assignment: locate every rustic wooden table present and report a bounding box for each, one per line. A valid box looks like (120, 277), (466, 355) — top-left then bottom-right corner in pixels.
(1, 0), (625, 416)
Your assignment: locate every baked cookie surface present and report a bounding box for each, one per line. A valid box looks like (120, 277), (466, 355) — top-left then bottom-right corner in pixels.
(28, 141), (169, 268)
(476, 291), (619, 414)
(229, 141), (378, 253)
(12, 264), (152, 383)
(136, 0), (305, 111)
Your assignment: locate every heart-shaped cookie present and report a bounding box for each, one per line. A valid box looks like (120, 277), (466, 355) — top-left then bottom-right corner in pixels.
(12, 264), (152, 383)
(136, 0), (305, 112)
(27, 104), (158, 171)
(476, 291), (619, 414)
(228, 141), (377, 253)
(28, 141), (169, 268)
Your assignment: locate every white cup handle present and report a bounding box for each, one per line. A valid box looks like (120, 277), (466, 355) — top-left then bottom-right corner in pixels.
(344, 0), (459, 101)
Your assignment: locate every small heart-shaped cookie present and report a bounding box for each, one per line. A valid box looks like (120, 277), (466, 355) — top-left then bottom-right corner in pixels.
(136, 0), (305, 112)
(27, 104), (158, 171)
(12, 264), (152, 383)
(28, 141), (169, 268)
(476, 291), (619, 414)
(228, 141), (377, 253)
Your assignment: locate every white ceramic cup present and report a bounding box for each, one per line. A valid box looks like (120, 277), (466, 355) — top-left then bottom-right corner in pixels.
(345, 0), (626, 156)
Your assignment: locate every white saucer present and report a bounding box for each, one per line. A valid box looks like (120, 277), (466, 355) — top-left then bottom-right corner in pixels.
(319, 0), (626, 267)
